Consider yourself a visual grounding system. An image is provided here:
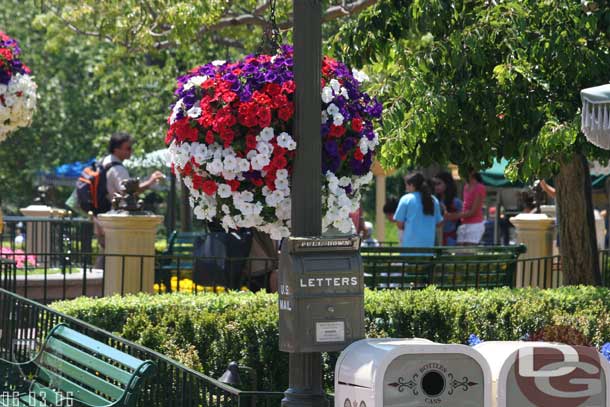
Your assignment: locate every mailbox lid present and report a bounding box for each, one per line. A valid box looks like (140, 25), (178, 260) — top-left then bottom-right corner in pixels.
(337, 338), (480, 388)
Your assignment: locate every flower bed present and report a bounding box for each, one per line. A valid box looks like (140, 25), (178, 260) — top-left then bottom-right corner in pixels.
(166, 46), (382, 238)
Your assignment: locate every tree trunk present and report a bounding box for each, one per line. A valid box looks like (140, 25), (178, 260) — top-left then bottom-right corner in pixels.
(555, 152), (601, 285)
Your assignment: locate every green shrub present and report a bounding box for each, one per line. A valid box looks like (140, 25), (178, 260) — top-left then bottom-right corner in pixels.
(51, 286), (610, 391)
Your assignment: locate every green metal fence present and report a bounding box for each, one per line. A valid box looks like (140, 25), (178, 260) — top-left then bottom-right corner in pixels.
(0, 277), (289, 406)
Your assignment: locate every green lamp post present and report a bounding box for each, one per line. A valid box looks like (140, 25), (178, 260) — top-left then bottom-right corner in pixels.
(284, 1), (326, 407)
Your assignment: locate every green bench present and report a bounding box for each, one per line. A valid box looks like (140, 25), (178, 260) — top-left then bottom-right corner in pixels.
(156, 231), (202, 291)
(0, 323), (156, 407)
(361, 245), (526, 289)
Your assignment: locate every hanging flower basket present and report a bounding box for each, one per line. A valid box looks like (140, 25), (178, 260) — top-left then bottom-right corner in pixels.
(166, 45), (382, 239)
(0, 31), (37, 142)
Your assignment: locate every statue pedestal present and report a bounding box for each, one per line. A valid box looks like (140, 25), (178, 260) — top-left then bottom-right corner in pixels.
(20, 204), (67, 254)
(509, 213), (556, 288)
(97, 213), (163, 296)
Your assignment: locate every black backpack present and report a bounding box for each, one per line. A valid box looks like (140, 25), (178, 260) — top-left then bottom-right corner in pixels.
(76, 161), (122, 214)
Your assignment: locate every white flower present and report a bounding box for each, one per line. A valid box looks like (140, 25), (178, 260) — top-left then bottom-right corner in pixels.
(327, 103), (339, 116)
(321, 111), (329, 123)
(187, 106), (202, 119)
(212, 60), (226, 66)
(251, 154), (270, 171)
(260, 127), (275, 142)
(183, 176), (193, 190)
(275, 178), (289, 191)
(352, 68), (369, 83)
(359, 138), (369, 154)
(221, 215), (237, 230)
(217, 184), (232, 198)
(276, 198), (291, 220)
(237, 158), (250, 172)
(169, 98), (186, 125)
(333, 113), (345, 126)
(222, 171), (237, 180)
(330, 79), (341, 93)
(191, 143), (209, 164)
(265, 190), (285, 207)
(222, 204), (231, 214)
(184, 75), (208, 90)
(206, 159), (223, 175)
(246, 150), (258, 160)
(339, 176), (351, 187)
(262, 186), (271, 197)
(240, 191), (254, 202)
(223, 155), (238, 172)
(340, 87), (349, 99)
(321, 86), (334, 104)
(276, 169), (288, 179)
(285, 140), (297, 151)
(256, 141), (272, 156)
(277, 132), (295, 149)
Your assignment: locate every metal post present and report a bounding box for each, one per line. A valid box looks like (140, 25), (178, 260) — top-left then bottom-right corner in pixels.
(283, 1), (326, 407)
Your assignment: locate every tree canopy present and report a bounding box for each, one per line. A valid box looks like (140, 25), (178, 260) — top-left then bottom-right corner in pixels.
(331, 0), (610, 180)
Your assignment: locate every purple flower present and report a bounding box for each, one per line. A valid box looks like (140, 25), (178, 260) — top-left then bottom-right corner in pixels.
(324, 140), (339, 157)
(467, 334), (483, 347)
(601, 343), (610, 362)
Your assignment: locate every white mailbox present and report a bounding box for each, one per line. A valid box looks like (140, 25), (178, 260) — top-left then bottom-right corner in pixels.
(335, 338), (492, 407)
(475, 341), (610, 407)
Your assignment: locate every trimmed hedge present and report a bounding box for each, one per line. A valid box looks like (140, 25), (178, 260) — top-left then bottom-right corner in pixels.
(52, 286), (610, 391)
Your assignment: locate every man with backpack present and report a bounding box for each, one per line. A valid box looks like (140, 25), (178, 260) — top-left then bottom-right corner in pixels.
(90, 132), (164, 268)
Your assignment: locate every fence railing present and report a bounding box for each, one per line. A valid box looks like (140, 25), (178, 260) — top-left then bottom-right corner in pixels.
(3, 246), (609, 303)
(360, 245), (526, 289)
(0, 282), (287, 406)
(1, 216), (95, 265)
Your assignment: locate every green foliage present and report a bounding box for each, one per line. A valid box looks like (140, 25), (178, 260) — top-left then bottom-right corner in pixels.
(53, 286), (610, 391)
(330, 0), (610, 181)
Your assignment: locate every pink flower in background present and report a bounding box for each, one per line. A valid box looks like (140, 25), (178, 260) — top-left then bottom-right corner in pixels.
(0, 247), (36, 268)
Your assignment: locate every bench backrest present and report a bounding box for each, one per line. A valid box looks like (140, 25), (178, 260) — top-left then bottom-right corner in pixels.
(33, 324), (155, 407)
(166, 231), (203, 256)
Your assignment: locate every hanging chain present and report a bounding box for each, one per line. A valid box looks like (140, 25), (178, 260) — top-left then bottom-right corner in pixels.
(258, 0), (283, 54)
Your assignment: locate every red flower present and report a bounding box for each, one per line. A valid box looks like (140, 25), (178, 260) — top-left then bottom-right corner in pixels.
(174, 118), (199, 142)
(227, 179), (241, 191)
(202, 78), (216, 89)
(271, 94), (288, 109)
(354, 149), (364, 161)
(264, 83), (282, 97)
(278, 104), (294, 122)
(202, 180), (218, 196)
(329, 124), (346, 138)
(246, 135), (258, 150)
(0, 49), (12, 61)
(252, 91), (272, 106)
(252, 178), (264, 187)
(192, 174), (205, 190)
(222, 91), (237, 103)
(282, 80), (295, 94)
(182, 162), (193, 176)
(351, 118), (363, 133)
(257, 107), (272, 128)
(205, 131), (215, 144)
(164, 128), (174, 145)
(265, 175), (276, 191)
(272, 155), (288, 169)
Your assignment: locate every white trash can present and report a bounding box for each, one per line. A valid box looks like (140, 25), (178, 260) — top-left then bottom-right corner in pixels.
(475, 341), (610, 407)
(335, 338), (492, 407)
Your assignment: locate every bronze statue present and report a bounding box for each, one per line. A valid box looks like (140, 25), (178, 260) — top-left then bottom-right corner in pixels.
(111, 178), (146, 213)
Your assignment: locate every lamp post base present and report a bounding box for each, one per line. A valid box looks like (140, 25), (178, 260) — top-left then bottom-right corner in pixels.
(282, 353), (328, 407)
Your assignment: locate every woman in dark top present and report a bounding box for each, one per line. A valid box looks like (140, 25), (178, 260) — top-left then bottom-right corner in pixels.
(433, 171), (463, 246)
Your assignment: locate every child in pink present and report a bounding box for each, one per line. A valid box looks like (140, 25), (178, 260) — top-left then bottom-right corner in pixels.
(457, 170), (486, 245)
